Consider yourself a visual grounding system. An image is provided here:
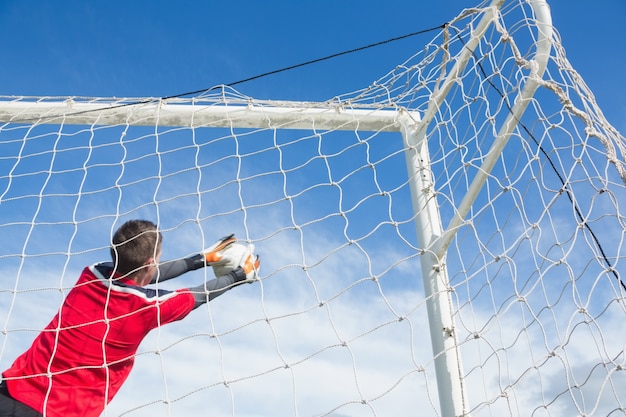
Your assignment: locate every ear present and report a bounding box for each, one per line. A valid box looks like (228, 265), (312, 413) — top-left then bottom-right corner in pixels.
(133, 258), (155, 286)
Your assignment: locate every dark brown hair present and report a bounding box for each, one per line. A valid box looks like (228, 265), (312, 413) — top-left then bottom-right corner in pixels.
(110, 220), (162, 276)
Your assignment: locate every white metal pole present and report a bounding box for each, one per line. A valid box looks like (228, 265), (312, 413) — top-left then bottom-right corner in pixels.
(395, 1), (513, 414)
(435, 0), (553, 259)
(413, 0), (505, 142)
(0, 100), (402, 132)
(399, 112), (469, 417)
(399, 2), (554, 417)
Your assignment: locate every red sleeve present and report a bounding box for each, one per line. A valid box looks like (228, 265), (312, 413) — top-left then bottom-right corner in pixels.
(153, 289), (196, 326)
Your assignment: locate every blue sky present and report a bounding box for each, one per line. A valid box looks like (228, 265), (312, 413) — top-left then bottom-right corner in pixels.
(0, 0), (623, 131)
(0, 1), (625, 417)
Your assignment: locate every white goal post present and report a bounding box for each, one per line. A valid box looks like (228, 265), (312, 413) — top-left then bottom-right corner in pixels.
(1, 0), (625, 416)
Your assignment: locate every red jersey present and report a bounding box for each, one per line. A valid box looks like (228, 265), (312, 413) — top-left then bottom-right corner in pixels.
(2, 263), (196, 417)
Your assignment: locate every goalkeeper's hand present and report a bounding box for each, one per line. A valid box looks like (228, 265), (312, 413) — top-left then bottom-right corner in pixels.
(212, 242), (260, 282)
(203, 234), (237, 265)
(238, 249), (260, 282)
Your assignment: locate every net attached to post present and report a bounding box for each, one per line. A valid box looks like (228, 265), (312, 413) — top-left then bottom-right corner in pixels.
(0, 0), (625, 416)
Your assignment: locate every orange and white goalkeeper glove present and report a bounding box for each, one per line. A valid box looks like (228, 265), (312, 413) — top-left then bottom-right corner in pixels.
(203, 234), (237, 265)
(212, 242), (260, 282)
(239, 247), (260, 282)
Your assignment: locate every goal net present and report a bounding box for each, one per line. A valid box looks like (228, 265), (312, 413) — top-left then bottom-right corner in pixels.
(1, 0), (625, 416)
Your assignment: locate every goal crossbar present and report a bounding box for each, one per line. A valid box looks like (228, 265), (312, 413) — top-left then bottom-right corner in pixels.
(0, 100), (407, 132)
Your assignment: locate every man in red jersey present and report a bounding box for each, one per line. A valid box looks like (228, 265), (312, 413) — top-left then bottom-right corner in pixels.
(0, 219), (259, 417)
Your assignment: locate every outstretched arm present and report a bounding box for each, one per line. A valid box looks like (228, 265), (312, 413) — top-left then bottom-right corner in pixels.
(150, 255), (205, 284)
(149, 237), (260, 308)
(189, 248), (260, 308)
(150, 234), (237, 285)
(188, 268), (248, 309)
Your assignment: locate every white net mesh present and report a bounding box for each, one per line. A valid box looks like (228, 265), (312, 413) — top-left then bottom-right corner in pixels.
(0, 0), (625, 416)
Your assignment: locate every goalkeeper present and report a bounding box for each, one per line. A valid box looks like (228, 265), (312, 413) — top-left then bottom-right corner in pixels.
(0, 219), (259, 417)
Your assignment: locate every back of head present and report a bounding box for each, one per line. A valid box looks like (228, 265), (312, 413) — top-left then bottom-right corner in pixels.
(110, 220), (162, 277)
